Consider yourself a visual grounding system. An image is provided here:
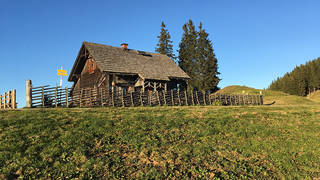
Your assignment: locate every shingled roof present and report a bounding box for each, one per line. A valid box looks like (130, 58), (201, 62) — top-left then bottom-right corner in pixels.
(68, 42), (190, 82)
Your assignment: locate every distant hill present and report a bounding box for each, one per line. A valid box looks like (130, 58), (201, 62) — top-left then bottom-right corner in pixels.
(269, 57), (320, 96)
(216, 85), (316, 105)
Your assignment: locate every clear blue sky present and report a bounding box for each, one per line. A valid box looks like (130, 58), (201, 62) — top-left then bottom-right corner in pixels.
(1, 0), (320, 107)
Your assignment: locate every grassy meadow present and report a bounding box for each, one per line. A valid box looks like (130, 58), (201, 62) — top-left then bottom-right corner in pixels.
(1, 86), (320, 179)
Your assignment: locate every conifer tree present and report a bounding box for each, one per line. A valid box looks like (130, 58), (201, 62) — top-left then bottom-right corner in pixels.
(269, 57), (320, 96)
(155, 21), (175, 61)
(178, 20), (220, 92)
(197, 23), (220, 92)
(178, 20), (198, 91)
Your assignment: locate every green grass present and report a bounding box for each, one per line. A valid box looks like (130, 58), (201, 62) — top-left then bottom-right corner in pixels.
(216, 85), (317, 105)
(1, 106), (320, 179)
(308, 90), (320, 102)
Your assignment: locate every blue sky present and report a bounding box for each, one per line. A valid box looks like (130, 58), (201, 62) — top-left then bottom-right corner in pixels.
(1, 0), (320, 107)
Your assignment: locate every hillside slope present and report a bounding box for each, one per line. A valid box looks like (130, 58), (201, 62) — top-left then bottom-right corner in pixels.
(1, 107), (320, 179)
(216, 85), (317, 105)
(307, 90), (320, 102)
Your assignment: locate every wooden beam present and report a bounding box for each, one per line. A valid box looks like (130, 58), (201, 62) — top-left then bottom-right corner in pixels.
(153, 82), (157, 91)
(142, 79), (145, 92)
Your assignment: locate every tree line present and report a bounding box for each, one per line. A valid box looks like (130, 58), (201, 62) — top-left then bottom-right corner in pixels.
(269, 57), (320, 96)
(155, 20), (220, 93)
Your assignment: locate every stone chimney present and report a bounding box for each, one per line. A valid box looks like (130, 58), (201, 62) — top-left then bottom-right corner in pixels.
(121, 43), (128, 50)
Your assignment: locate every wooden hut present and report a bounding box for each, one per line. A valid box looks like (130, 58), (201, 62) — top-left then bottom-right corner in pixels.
(68, 42), (190, 93)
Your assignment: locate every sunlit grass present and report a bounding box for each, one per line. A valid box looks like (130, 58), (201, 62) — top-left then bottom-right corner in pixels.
(1, 105), (320, 179)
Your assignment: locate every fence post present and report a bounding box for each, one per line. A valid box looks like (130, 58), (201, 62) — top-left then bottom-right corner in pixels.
(235, 95), (238, 106)
(80, 89), (83, 107)
(121, 90), (125, 107)
(130, 92), (134, 107)
(26, 80), (32, 108)
(156, 90), (160, 105)
(254, 95), (258, 105)
(101, 88), (104, 107)
(191, 90), (194, 105)
(196, 91), (200, 105)
(41, 86), (44, 107)
(148, 92), (151, 106)
(11, 89), (16, 109)
(54, 87), (58, 108)
(112, 89), (115, 107)
(203, 91), (206, 105)
(8, 91), (11, 108)
(163, 90), (167, 105)
(242, 94), (247, 105)
(222, 94), (225, 105)
(1, 94), (3, 109)
(177, 90), (181, 105)
(66, 87), (69, 108)
(184, 91), (188, 106)
(7, 92), (10, 109)
(140, 91), (143, 106)
(4, 92), (7, 109)
(0, 94), (2, 109)
(171, 90), (174, 106)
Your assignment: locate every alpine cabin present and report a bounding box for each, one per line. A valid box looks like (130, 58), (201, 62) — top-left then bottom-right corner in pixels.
(68, 42), (190, 93)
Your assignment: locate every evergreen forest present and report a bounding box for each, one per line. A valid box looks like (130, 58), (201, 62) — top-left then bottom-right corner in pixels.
(269, 57), (320, 96)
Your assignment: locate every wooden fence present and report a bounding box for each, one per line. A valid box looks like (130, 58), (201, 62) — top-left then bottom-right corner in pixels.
(26, 82), (263, 108)
(0, 89), (17, 109)
(70, 87), (263, 107)
(26, 80), (71, 108)
(29, 85), (72, 108)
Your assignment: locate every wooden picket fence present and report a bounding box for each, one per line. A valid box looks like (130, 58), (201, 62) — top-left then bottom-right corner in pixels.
(0, 89), (17, 109)
(70, 87), (263, 107)
(26, 83), (263, 108)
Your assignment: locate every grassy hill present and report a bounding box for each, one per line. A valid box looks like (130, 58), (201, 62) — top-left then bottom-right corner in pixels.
(1, 106), (320, 179)
(307, 90), (320, 102)
(216, 85), (317, 105)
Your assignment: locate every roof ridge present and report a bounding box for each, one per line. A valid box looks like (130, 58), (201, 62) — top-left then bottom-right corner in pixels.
(82, 41), (168, 56)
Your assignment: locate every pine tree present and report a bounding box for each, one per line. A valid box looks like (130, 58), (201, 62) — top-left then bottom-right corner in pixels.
(197, 23), (220, 92)
(155, 21), (175, 61)
(178, 20), (220, 92)
(268, 57), (320, 96)
(178, 20), (198, 91)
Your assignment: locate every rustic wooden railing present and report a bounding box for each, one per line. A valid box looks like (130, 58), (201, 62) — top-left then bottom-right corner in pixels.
(71, 88), (263, 107)
(30, 86), (71, 108)
(26, 80), (263, 108)
(0, 89), (17, 109)
(26, 80), (71, 108)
